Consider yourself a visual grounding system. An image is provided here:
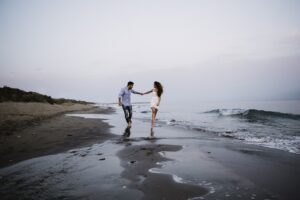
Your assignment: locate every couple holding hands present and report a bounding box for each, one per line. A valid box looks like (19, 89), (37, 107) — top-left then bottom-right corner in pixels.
(118, 81), (163, 131)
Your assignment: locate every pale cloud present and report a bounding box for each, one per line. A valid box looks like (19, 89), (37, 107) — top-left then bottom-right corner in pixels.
(0, 0), (299, 102)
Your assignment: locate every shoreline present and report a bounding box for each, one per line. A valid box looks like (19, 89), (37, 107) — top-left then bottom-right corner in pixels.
(107, 109), (300, 200)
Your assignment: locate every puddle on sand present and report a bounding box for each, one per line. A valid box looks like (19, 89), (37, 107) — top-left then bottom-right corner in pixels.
(0, 140), (143, 200)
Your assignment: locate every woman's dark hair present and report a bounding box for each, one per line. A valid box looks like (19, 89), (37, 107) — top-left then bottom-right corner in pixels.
(154, 81), (163, 97)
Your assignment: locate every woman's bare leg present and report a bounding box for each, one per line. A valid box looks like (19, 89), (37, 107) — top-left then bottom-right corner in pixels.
(154, 109), (158, 119)
(151, 107), (156, 128)
(151, 108), (158, 128)
(150, 127), (154, 137)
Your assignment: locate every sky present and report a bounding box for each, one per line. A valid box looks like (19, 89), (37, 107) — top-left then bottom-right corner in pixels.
(1, 0), (300, 104)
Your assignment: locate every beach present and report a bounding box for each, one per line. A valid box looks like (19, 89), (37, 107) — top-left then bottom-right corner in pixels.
(0, 102), (97, 135)
(0, 103), (299, 200)
(0, 102), (114, 168)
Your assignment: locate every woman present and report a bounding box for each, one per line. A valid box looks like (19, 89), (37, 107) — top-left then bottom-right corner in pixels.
(143, 81), (164, 129)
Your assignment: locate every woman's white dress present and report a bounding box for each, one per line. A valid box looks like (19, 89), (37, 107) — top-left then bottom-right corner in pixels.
(150, 89), (159, 110)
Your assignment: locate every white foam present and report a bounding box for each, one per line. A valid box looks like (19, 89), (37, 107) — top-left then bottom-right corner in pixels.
(198, 180), (215, 194)
(219, 129), (300, 154)
(148, 168), (184, 183)
(65, 113), (104, 119)
(218, 108), (246, 116)
(188, 196), (205, 200)
(172, 174), (184, 183)
(158, 152), (165, 157)
(148, 168), (158, 173)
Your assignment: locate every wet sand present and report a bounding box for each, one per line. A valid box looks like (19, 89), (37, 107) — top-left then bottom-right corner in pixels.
(117, 143), (208, 200)
(0, 106), (300, 200)
(0, 104), (114, 168)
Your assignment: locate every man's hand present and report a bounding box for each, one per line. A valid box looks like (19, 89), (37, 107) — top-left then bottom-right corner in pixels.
(118, 101), (122, 106)
(140, 93), (144, 96)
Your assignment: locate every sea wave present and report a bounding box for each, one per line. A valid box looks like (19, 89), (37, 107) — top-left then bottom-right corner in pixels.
(158, 111), (300, 154)
(219, 132), (300, 154)
(204, 109), (300, 120)
(132, 104), (300, 154)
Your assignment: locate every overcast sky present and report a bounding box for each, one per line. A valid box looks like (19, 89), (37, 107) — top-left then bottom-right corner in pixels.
(1, 0), (300, 103)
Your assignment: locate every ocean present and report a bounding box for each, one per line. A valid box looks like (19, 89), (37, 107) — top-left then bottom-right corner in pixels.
(104, 100), (300, 154)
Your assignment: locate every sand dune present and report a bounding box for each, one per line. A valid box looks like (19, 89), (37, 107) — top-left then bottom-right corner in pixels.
(0, 102), (96, 135)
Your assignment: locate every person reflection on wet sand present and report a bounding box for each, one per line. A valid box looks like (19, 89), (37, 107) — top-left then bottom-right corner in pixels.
(123, 126), (131, 138)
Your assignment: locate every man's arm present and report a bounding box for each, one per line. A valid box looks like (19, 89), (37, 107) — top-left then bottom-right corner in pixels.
(118, 88), (125, 106)
(143, 89), (153, 95)
(131, 90), (143, 95)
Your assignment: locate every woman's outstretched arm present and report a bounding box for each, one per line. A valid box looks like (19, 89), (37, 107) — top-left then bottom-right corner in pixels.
(143, 89), (153, 95)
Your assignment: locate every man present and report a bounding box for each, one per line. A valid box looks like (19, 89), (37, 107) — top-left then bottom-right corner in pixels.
(118, 81), (143, 127)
